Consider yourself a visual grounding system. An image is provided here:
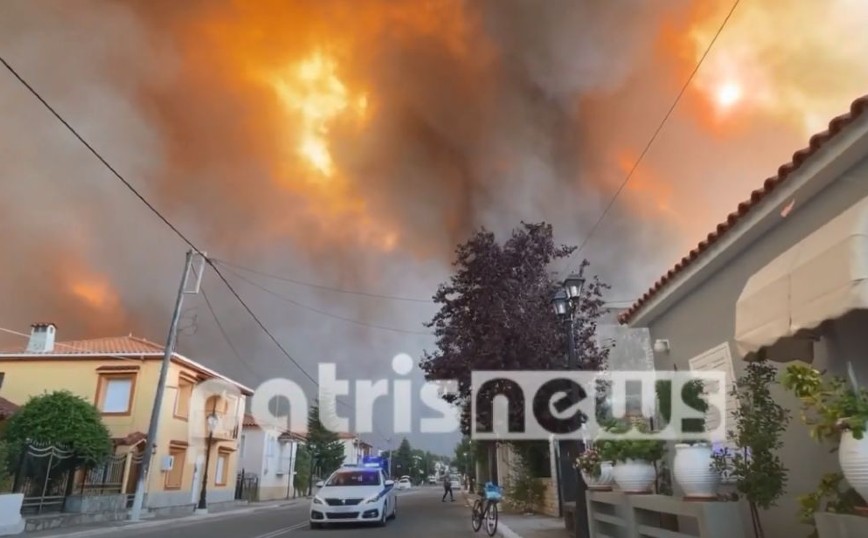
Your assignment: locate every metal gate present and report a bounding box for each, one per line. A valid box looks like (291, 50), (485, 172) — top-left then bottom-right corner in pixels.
(13, 443), (76, 515)
(235, 471), (258, 502)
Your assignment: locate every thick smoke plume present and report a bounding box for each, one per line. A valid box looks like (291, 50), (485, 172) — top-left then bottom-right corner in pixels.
(2, 0), (867, 450)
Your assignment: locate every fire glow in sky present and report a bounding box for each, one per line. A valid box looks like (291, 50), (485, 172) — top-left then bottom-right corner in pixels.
(2, 0), (868, 391)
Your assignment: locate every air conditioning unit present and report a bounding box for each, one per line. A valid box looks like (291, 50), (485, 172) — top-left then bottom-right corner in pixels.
(160, 455), (175, 472)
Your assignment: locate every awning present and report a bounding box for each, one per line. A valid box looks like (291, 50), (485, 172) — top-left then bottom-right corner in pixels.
(735, 195), (868, 356)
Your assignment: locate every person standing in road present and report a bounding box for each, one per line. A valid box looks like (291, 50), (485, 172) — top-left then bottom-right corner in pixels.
(441, 474), (454, 502)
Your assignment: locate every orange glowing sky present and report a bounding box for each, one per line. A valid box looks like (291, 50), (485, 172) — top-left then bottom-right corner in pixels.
(4, 0), (868, 333)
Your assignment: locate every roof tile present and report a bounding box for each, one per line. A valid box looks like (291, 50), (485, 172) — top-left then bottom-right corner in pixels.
(620, 94), (868, 325)
(0, 335), (163, 355)
(0, 396), (19, 418)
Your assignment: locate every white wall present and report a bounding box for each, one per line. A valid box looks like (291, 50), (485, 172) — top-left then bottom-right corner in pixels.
(240, 426), (299, 500)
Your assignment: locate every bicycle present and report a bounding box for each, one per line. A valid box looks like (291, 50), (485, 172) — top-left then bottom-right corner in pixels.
(471, 482), (501, 536)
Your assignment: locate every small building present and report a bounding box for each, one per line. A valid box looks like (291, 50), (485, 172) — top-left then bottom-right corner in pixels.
(0, 324), (253, 515)
(238, 414), (304, 501)
(337, 433), (373, 466)
(619, 94), (868, 537)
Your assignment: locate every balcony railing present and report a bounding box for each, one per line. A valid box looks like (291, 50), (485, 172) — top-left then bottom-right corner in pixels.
(192, 409), (240, 441)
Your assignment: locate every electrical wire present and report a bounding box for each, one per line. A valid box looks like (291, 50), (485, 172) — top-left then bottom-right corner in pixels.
(0, 54), (391, 444)
(0, 56), (199, 251)
(211, 258), (433, 304)
(214, 258), (637, 308)
(560, 0), (742, 271)
(221, 266), (435, 337)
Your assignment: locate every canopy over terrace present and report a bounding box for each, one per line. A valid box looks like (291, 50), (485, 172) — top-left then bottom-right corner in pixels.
(735, 194), (868, 360)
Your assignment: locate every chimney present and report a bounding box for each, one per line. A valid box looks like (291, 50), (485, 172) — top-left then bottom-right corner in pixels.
(26, 323), (56, 353)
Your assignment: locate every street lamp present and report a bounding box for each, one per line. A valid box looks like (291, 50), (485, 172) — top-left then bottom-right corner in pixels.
(552, 273), (590, 538)
(197, 412), (219, 513)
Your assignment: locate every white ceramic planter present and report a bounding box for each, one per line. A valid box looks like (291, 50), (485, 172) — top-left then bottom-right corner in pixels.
(839, 425), (868, 501)
(673, 443), (720, 499)
(612, 459), (656, 493)
(0, 493), (24, 536)
(581, 461), (614, 491)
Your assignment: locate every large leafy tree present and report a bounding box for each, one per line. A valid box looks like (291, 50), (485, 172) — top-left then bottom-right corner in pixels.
(3, 390), (112, 468)
(420, 222), (610, 435)
(305, 402), (345, 478)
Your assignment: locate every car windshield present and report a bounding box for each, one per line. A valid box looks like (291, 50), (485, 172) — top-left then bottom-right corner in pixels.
(325, 471), (381, 487)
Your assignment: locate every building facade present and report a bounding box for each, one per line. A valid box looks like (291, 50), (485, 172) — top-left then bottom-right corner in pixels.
(338, 433), (373, 466)
(238, 415), (303, 501)
(620, 95), (868, 537)
(0, 326), (252, 514)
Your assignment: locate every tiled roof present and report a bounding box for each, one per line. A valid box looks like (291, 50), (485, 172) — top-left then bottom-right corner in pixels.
(619, 95), (868, 325)
(0, 396), (19, 418)
(0, 333), (254, 395)
(0, 335), (163, 355)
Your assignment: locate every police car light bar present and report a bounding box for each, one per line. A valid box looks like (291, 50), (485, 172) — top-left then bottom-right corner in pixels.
(362, 463), (381, 468)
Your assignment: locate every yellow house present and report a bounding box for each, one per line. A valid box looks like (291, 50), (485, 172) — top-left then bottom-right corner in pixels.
(0, 323), (253, 514)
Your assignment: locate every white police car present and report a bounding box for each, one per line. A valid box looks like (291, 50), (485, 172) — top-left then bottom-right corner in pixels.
(309, 464), (397, 529)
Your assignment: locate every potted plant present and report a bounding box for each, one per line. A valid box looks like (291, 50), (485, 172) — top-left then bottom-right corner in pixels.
(575, 446), (614, 491)
(781, 364), (868, 504)
(658, 378), (720, 499)
(597, 420), (666, 494)
(711, 359), (789, 538)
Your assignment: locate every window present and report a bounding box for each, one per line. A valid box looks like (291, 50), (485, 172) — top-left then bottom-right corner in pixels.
(165, 446), (186, 489)
(0, 372), (5, 389)
(174, 376), (195, 419)
(239, 435), (246, 460)
(97, 375), (135, 414)
(215, 450), (230, 486)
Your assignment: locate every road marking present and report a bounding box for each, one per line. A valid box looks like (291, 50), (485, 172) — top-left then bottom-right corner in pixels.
(251, 521), (307, 538)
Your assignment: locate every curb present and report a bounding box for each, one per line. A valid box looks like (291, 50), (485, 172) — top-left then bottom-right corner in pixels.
(30, 499), (307, 538)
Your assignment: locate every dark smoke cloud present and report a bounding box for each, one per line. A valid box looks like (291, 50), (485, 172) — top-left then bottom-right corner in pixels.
(1, 0), (722, 453)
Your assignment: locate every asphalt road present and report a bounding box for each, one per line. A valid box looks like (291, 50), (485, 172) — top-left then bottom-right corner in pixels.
(45, 487), (473, 538)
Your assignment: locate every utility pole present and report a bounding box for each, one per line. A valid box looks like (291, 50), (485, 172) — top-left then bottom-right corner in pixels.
(129, 250), (205, 521)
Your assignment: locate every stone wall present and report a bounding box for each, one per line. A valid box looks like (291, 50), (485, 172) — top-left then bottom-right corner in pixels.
(63, 494), (126, 514)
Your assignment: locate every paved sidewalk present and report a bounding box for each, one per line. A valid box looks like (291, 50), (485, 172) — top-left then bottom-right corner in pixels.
(460, 490), (569, 538)
(25, 498), (309, 538)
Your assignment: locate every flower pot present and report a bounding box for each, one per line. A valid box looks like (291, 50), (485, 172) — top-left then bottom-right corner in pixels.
(673, 443), (720, 499)
(839, 426), (868, 501)
(612, 459), (656, 493)
(0, 493), (24, 536)
(581, 461), (614, 491)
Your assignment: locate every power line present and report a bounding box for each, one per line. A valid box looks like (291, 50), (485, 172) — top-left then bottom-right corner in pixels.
(222, 266), (435, 336)
(212, 259), (433, 304)
(0, 56), (198, 251)
(215, 258), (636, 308)
(0, 54), (390, 443)
(561, 0), (742, 270)
(199, 285), (263, 380)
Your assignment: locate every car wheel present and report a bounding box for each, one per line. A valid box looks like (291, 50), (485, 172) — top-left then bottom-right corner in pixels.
(309, 521), (321, 530)
(377, 504), (388, 527)
(390, 498), (397, 520)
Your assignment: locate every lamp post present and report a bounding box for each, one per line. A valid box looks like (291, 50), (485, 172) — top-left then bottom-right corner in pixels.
(552, 273), (590, 538)
(197, 412), (219, 513)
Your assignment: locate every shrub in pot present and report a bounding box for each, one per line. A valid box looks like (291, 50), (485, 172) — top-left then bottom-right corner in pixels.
(597, 421), (665, 494)
(657, 378), (720, 499)
(782, 364), (868, 507)
(575, 446), (614, 491)
(711, 359), (789, 538)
